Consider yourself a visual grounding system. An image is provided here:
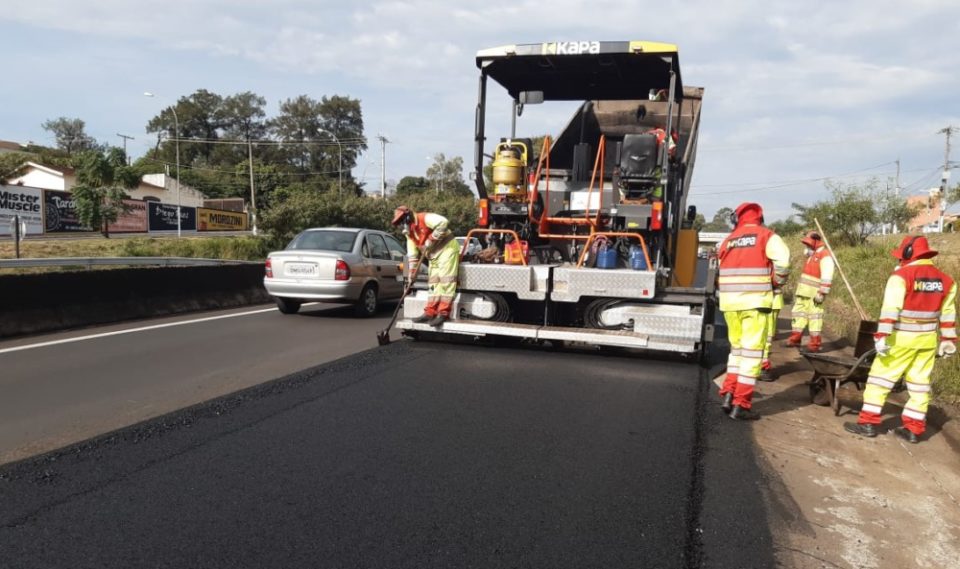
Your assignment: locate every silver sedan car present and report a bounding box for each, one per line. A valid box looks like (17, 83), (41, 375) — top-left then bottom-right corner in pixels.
(264, 228), (407, 317)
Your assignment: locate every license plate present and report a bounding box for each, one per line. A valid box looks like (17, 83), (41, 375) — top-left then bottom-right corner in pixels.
(285, 262), (317, 277)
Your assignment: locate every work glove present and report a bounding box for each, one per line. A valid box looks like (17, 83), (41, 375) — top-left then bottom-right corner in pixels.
(938, 340), (957, 358)
(874, 336), (891, 356)
(423, 238), (437, 256)
(813, 292), (825, 305)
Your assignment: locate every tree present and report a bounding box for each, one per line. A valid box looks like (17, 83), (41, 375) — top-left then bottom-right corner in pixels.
(318, 95), (367, 180)
(270, 95), (324, 172)
(395, 176), (432, 197)
(42, 117), (98, 155)
(0, 153), (29, 184)
(692, 213), (706, 231)
(426, 154), (473, 197)
(701, 207), (733, 232)
(792, 179), (920, 246)
(146, 89), (225, 166)
(768, 216), (805, 236)
(71, 147), (139, 237)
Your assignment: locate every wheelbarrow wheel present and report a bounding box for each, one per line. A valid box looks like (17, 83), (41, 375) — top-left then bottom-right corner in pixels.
(809, 377), (832, 406)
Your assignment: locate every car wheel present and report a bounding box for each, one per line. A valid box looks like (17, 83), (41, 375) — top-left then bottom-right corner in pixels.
(276, 297), (301, 315)
(355, 284), (378, 318)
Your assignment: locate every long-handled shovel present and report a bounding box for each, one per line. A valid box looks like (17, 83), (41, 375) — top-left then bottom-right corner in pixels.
(813, 218), (876, 353)
(377, 256), (426, 346)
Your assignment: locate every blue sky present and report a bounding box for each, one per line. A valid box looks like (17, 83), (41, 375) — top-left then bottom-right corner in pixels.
(1, 0), (958, 221)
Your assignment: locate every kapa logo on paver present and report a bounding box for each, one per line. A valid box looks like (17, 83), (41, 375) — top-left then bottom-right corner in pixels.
(553, 41), (600, 55)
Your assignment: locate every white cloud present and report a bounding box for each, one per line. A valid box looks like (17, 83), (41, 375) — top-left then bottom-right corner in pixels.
(3, 0), (959, 216)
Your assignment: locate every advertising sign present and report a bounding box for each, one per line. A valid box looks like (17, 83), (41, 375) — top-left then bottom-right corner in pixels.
(197, 207), (248, 231)
(148, 202), (197, 232)
(44, 189), (93, 233)
(0, 185), (44, 235)
(107, 199), (148, 233)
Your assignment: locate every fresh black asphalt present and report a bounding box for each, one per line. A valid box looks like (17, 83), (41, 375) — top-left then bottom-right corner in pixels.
(0, 337), (774, 568)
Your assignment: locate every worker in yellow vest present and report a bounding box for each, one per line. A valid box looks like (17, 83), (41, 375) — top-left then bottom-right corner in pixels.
(760, 287), (784, 381)
(716, 202), (791, 420)
(391, 206), (461, 326)
(845, 236), (957, 443)
(787, 231), (834, 353)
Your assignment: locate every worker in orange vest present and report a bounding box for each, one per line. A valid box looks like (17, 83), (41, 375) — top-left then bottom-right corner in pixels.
(787, 231), (834, 352)
(716, 202), (791, 420)
(844, 236), (957, 443)
(391, 206), (461, 326)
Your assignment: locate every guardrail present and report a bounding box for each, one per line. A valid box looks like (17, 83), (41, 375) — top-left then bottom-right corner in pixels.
(0, 257), (260, 269)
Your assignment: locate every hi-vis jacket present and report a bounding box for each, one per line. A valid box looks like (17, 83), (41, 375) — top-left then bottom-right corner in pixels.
(796, 247), (835, 298)
(877, 259), (957, 350)
(406, 212), (453, 260)
(717, 224), (791, 312)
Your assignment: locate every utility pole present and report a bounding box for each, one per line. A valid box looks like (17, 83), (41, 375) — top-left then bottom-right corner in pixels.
(938, 126), (957, 232)
(248, 139), (257, 236)
(377, 134), (389, 198)
(116, 133), (134, 164)
(892, 158), (901, 234)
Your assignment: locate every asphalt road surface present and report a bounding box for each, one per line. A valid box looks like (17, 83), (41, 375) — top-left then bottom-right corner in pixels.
(0, 334), (773, 568)
(0, 302), (394, 465)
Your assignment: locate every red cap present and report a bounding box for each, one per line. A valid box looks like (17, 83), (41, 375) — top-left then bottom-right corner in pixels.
(391, 206), (412, 226)
(892, 235), (937, 261)
(734, 202), (764, 225)
(801, 231), (822, 249)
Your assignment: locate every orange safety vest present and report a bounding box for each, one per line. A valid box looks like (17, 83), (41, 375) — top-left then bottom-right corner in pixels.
(797, 249), (831, 296)
(717, 226), (775, 295)
(881, 264), (955, 335)
(408, 212), (433, 248)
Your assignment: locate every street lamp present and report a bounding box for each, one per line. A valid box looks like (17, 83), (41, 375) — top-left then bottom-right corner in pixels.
(144, 92), (181, 238)
(319, 129), (342, 196)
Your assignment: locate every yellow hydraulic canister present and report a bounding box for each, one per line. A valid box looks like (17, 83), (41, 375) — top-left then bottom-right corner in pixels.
(492, 143), (526, 200)
(673, 228), (699, 287)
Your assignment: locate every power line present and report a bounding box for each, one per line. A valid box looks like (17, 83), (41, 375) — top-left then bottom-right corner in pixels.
(690, 161), (898, 195)
(142, 157), (345, 177)
(157, 136), (367, 146)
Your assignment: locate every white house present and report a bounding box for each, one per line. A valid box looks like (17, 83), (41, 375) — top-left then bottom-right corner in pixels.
(7, 162), (205, 207)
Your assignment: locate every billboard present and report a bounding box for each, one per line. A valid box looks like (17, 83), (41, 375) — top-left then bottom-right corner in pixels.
(197, 207), (248, 231)
(0, 185), (44, 236)
(107, 199), (148, 233)
(148, 202), (196, 232)
(44, 189), (93, 233)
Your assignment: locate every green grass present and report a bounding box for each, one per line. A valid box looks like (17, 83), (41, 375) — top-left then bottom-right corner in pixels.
(0, 235), (272, 274)
(792, 233), (960, 403)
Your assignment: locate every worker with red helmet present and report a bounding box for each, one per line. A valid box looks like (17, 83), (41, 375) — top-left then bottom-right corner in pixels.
(716, 202), (791, 420)
(844, 236), (957, 443)
(759, 274), (785, 381)
(391, 205), (461, 326)
(787, 231), (834, 353)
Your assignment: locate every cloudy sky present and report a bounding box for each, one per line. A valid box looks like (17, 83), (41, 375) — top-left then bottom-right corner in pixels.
(1, 0), (958, 220)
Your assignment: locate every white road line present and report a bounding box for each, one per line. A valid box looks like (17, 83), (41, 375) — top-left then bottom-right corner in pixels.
(0, 307), (280, 355)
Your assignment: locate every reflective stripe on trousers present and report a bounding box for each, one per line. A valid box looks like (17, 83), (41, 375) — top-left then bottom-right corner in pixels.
(791, 296), (823, 336)
(763, 308), (780, 362)
(424, 239), (461, 317)
(721, 309), (768, 409)
(857, 345), (936, 435)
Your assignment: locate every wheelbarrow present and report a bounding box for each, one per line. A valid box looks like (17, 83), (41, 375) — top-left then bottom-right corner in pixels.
(802, 349), (876, 416)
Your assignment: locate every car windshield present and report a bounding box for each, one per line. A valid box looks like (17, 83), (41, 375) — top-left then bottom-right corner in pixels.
(287, 230), (358, 252)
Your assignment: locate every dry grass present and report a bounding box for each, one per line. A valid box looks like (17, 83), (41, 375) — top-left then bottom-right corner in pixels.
(788, 233), (960, 403)
(0, 236), (270, 274)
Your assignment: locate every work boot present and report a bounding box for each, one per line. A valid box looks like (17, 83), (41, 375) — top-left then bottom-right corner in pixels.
(843, 422), (878, 438)
(806, 336), (822, 353)
(427, 314), (448, 327)
(786, 332), (803, 347)
(728, 406), (760, 421)
(894, 426), (919, 444)
(758, 361), (776, 382)
(720, 392), (733, 414)
(412, 314), (431, 324)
